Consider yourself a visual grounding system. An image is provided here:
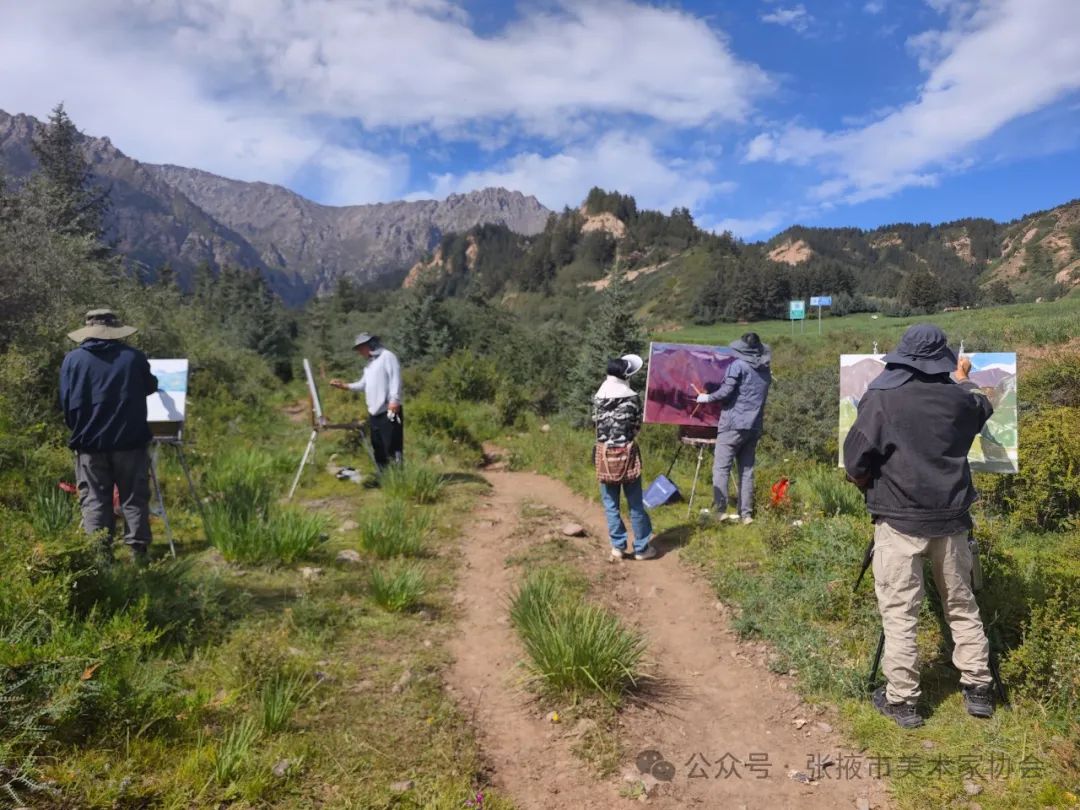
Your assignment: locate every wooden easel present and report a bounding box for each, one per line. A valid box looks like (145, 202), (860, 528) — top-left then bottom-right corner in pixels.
(679, 425), (717, 517)
(288, 359), (367, 500)
(148, 421), (211, 558)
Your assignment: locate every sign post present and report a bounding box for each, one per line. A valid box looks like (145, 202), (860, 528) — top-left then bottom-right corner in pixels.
(810, 296), (832, 335)
(789, 300), (806, 336)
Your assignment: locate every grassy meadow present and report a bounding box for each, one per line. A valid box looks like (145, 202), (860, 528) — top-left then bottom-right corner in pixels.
(1, 284), (1077, 809)
(506, 292), (1080, 809)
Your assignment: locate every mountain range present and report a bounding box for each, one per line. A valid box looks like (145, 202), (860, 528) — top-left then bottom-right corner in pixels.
(2, 107), (1077, 313)
(0, 109), (551, 304)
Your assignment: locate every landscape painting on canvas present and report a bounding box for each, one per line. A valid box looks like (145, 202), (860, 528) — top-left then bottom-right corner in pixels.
(839, 353), (1018, 473)
(644, 342), (734, 429)
(147, 359), (188, 425)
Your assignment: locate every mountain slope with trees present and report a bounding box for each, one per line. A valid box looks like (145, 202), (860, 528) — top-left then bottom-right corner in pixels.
(0, 107), (550, 304)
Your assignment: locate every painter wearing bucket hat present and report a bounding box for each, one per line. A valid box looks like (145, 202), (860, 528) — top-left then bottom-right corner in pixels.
(882, 324), (957, 376)
(67, 309), (138, 343)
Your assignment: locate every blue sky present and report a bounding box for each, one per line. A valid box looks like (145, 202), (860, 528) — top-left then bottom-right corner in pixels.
(2, 0), (1079, 239)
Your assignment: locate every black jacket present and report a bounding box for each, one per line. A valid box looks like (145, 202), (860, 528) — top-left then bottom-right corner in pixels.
(843, 374), (993, 534)
(60, 339), (159, 452)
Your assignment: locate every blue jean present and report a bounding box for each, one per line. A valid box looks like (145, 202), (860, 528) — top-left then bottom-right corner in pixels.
(712, 429), (760, 516)
(600, 478), (653, 553)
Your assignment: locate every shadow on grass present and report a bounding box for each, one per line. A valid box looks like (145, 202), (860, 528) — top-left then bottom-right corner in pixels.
(440, 471), (493, 488)
(652, 524), (696, 555)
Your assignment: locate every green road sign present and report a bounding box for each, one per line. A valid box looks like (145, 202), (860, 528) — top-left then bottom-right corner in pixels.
(789, 300), (806, 320)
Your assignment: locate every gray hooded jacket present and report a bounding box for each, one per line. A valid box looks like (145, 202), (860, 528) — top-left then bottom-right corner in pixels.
(702, 338), (773, 433)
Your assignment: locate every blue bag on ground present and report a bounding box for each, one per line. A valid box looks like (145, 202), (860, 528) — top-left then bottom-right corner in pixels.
(643, 475), (680, 509)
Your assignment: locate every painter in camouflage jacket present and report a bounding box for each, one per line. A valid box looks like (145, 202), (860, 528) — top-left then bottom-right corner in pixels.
(593, 392), (642, 447)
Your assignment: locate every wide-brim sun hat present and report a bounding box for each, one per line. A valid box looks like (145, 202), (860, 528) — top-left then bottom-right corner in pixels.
(621, 354), (644, 377)
(882, 323), (957, 375)
(67, 309), (138, 342)
(352, 332), (377, 348)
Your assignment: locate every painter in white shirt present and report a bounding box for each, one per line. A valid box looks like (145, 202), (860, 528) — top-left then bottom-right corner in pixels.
(343, 348), (403, 416)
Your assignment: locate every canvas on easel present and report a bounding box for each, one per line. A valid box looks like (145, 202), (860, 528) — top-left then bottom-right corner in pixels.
(644, 342), (734, 428)
(839, 353), (1018, 474)
(146, 359), (211, 556)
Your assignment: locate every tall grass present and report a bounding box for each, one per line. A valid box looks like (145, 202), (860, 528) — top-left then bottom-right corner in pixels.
(510, 569), (646, 705)
(213, 717), (260, 785)
(368, 562), (427, 612)
(794, 466), (866, 517)
(259, 673), (314, 734)
(29, 484), (77, 536)
(380, 464), (446, 505)
(202, 448), (277, 516)
(206, 504), (327, 565)
(357, 502), (430, 559)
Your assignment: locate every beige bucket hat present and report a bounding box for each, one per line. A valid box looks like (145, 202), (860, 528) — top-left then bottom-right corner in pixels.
(67, 308), (138, 342)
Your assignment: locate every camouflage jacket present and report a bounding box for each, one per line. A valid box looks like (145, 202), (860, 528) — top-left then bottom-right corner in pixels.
(593, 394), (642, 446)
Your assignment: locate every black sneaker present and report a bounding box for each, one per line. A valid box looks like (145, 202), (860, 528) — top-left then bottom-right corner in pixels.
(962, 685), (995, 719)
(872, 686), (924, 729)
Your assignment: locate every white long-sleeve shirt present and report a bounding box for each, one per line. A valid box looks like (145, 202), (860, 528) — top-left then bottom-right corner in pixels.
(346, 348), (403, 416)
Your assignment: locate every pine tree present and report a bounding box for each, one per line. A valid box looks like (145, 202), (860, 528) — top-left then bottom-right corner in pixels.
(28, 104), (109, 245)
(396, 291), (452, 364)
(564, 269), (646, 426)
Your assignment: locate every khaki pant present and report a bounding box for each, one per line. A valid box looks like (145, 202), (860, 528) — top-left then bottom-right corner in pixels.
(873, 522), (992, 704)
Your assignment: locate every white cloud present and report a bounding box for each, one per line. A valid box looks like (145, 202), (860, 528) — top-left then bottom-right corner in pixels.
(0, 0), (769, 207)
(761, 5), (813, 33)
(863, 0), (887, 13)
(747, 0), (1080, 204)
(421, 132), (730, 214)
(707, 211), (785, 239)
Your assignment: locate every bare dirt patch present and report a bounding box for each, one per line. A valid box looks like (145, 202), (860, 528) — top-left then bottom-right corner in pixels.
(447, 471), (889, 809)
(768, 239), (814, 265)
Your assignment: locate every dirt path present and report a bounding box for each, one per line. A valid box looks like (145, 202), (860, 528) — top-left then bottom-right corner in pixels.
(446, 471), (890, 810)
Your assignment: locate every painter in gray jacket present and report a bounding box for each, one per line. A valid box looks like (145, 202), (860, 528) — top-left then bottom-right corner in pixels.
(695, 333), (773, 522)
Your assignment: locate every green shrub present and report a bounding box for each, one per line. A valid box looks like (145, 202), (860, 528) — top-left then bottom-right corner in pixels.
(1021, 351), (1080, 410)
(1002, 597), (1080, 718)
(425, 351), (500, 402)
(510, 569), (646, 705)
(760, 365), (838, 465)
(793, 465), (866, 517)
(368, 562), (427, 612)
(409, 397), (484, 456)
(494, 381), (529, 427)
(984, 406), (1080, 531)
(206, 503), (327, 565)
(357, 501), (430, 559)
(381, 464), (446, 504)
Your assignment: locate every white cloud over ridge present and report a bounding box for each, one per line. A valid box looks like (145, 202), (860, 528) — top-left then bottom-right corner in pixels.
(746, 0), (1080, 204)
(421, 132), (734, 215)
(0, 0), (767, 210)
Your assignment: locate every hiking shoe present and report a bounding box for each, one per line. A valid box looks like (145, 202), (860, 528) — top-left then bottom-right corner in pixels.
(633, 545), (658, 561)
(719, 512), (741, 523)
(610, 545), (632, 561)
(962, 685), (995, 719)
(740, 515), (754, 525)
(872, 686), (924, 729)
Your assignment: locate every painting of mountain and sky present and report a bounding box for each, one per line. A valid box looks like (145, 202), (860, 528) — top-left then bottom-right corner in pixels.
(839, 353), (1018, 474)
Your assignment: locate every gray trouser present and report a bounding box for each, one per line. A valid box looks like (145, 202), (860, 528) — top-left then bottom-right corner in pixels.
(75, 446), (153, 551)
(712, 429), (759, 516)
(873, 522), (992, 704)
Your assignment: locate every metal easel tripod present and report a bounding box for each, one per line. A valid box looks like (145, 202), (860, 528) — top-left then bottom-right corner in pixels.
(853, 532), (1009, 706)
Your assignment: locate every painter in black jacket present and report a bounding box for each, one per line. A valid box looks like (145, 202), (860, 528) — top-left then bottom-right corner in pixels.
(60, 309), (158, 564)
(843, 324), (996, 729)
